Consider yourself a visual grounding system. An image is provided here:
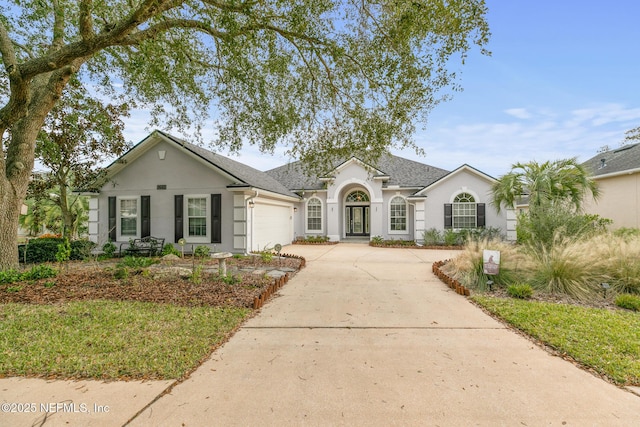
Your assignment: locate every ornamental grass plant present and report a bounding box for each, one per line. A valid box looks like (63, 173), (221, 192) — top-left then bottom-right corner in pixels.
(441, 238), (531, 291)
(525, 233), (609, 300)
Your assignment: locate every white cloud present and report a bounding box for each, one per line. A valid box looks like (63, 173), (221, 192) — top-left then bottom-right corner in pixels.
(504, 108), (532, 119)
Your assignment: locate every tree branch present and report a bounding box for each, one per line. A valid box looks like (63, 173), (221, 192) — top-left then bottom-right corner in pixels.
(79, 0), (95, 41)
(50, 0), (66, 52)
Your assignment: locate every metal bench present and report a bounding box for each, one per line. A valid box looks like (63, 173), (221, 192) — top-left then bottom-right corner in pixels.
(119, 236), (165, 257)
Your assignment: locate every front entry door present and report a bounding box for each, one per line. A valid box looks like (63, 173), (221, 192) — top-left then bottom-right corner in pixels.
(345, 206), (370, 236)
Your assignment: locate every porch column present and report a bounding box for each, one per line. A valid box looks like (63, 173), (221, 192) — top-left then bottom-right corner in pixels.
(326, 201), (340, 241)
(413, 199), (426, 244)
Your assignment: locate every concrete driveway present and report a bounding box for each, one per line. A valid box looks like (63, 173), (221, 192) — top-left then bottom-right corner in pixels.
(128, 243), (640, 426)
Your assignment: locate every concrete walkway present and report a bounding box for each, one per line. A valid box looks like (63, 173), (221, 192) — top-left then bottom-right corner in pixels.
(3, 244), (640, 426)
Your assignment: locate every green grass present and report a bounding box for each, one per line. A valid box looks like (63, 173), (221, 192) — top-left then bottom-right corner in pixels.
(472, 296), (640, 386)
(0, 300), (250, 380)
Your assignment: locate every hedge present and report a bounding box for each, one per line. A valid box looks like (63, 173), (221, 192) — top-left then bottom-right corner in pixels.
(18, 238), (96, 263)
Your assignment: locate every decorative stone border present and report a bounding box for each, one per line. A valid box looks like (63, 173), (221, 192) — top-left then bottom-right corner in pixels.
(252, 253), (306, 309)
(432, 260), (470, 296)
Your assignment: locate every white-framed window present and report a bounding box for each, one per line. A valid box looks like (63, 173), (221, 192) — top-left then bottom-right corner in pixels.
(118, 197), (140, 240)
(185, 195), (210, 243)
(389, 196), (407, 233)
(306, 197), (323, 233)
(453, 192), (477, 229)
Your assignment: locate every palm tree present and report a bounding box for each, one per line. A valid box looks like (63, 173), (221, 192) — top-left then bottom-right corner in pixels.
(491, 158), (600, 214)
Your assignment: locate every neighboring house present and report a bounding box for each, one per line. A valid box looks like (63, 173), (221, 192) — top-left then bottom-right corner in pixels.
(582, 143), (640, 229)
(84, 131), (511, 253)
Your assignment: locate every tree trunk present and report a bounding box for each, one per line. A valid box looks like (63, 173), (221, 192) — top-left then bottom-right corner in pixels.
(0, 193), (22, 270)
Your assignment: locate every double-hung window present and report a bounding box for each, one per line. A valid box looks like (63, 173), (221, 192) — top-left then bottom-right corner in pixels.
(186, 195), (209, 241)
(119, 197), (139, 239)
(188, 197), (207, 237)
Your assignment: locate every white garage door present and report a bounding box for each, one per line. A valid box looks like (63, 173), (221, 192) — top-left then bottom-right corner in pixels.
(253, 202), (292, 251)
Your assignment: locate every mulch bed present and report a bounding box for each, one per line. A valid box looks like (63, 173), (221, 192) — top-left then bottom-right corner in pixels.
(0, 256), (303, 308)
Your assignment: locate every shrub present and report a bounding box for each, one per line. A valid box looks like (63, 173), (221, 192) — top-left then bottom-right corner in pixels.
(19, 238), (96, 263)
(161, 243), (181, 257)
(443, 229), (464, 246)
(70, 239), (97, 260)
(219, 273), (241, 285)
(0, 269), (23, 285)
(0, 265), (58, 284)
(21, 265), (58, 281)
(517, 203), (611, 250)
(615, 294), (640, 311)
(304, 235), (329, 243)
(371, 235), (384, 245)
(113, 267), (129, 280)
(261, 251), (274, 263)
(56, 239), (71, 263)
(422, 228), (442, 246)
(507, 283), (533, 299)
(117, 256), (158, 269)
(194, 245), (210, 258)
(102, 241), (117, 258)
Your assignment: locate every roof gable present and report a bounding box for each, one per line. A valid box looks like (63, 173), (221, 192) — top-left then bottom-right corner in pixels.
(104, 130), (299, 198)
(415, 164), (497, 195)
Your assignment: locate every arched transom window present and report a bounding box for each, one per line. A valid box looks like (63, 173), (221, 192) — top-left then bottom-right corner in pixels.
(453, 192), (477, 229)
(389, 196), (407, 232)
(346, 190), (369, 203)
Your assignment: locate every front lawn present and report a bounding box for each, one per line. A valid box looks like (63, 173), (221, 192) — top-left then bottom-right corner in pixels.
(473, 296), (640, 386)
(0, 254), (302, 380)
(0, 300), (249, 380)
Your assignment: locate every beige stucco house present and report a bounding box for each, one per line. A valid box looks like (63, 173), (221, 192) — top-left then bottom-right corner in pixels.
(583, 143), (640, 229)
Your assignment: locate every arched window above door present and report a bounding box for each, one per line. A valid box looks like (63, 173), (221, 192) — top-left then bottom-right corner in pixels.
(346, 190), (369, 203)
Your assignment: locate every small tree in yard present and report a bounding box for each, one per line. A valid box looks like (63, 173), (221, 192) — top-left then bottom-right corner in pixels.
(0, 0), (490, 269)
(28, 76), (130, 240)
(491, 158), (602, 249)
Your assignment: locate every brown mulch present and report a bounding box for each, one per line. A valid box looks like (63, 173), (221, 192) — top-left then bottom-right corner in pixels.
(0, 256), (302, 308)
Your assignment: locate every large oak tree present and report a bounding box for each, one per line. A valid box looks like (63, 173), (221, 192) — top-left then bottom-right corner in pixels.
(0, 0), (490, 269)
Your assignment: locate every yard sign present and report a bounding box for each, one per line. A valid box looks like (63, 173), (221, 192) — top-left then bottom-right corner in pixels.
(483, 250), (500, 275)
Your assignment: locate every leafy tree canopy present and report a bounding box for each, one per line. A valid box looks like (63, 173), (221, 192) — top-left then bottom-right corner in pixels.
(1, 0), (490, 171)
(491, 158), (600, 214)
(0, 0), (490, 269)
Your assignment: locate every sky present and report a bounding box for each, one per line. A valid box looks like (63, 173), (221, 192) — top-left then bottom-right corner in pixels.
(122, 0), (640, 178)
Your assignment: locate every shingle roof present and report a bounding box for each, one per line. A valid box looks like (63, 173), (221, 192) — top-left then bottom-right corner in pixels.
(265, 154), (450, 191)
(158, 131), (299, 198)
(582, 143), (640, 177)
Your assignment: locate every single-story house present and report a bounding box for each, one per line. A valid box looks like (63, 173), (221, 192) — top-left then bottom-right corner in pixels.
(85, 130), (511, 253)
(582, 143), (640, 229)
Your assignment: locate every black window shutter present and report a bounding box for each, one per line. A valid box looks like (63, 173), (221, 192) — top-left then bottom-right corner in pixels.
(477, 203), (486, 228)
(141, 195), (151, 237)
(211, 194), (222, 243)
(444, 203), (452, 229)
(175, 195), (184, 243)
(108, 196), (117, 241)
